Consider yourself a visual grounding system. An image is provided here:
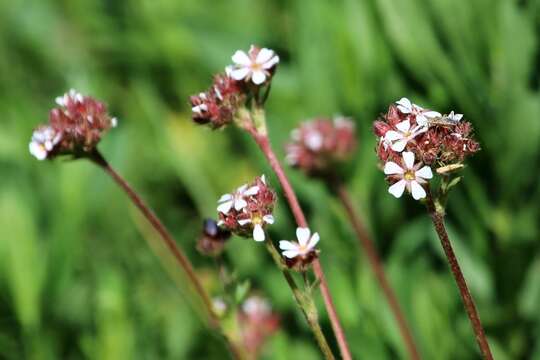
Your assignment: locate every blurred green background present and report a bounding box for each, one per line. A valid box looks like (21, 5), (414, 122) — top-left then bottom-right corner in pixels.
(1, 0), (539, 359)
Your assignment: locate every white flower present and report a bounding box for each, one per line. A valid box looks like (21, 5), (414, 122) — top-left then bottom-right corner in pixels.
(192, 103), (208, 115)
(238, 214), (275, 242)
(279, 227), (320, 259)
(395, 97), (441, 126)
(242, 296), (271, 316)
(384, 119), (427, 152)
(384, 151), (433, 200)
(217, 184), (259, 214)
(305, 129), (323, 151)
(229, 46), (279, 85)
(29, 126), (62, 160)
(447, 111), (463, 122)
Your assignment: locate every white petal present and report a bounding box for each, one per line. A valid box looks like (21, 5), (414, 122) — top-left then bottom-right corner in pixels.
(29, 142), (47, 160)
(282, 249), (300, 259)
(234, 198), (247, 211)
(402, 151), (415, 169)
(410, 181), (427, 200)
(396, 97), (412, 112)
(236, 184), (247, 193)
(217, 200), (234, 214)
(251, 70), (266, 85)
(231, 50), (252, 66)
(384, 161), (404, 175)
(244, 186), (259, 196)
(384, 130), (403, 142)
(230, 67), (251, 80)
(263, 215), (274, 224)
(415, 166), (433, 180)
(256, 48), (274, 64)
(390, 139), (408, 152)
(262, 55), (279, 69)
(218, 193), (233, 203)
(238, 218), (252, 226)
(395, 120), (411, 133)
(279, 240), (298, 251)
(253, 224), (265, 241)
(424, 111), (441, 118)
(308, 232), (320, 249)
(296, 227), (311, 246)
(260, 174), (266, 184)
(388, 180), (406, 198)
(305, 132), (323, 150)
(416, 115), (428, 127)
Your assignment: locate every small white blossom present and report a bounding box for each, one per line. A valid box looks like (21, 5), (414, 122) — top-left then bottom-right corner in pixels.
(279, 227), (320, 259)
(238, 214), (274, 242)
(305, 129), (323, 151)
(242, 296), (271, 316)
(384, 119), (427, 152)
(29, 126), (62, 160)
(55, 89), (83, 107)
(447, 111), (463, 122)
(395, 97), (441, 126)
(384, 151), (433, 200)
(192, 103), (208, 115)
(229, 46), (279, 85)
(217, 184), (259, 214)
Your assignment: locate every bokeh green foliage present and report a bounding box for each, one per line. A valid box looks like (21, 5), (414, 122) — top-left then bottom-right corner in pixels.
(1, 0), (539, 358)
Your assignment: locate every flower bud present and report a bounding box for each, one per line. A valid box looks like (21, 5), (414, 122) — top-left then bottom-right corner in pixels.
(196, 219), (231, 257)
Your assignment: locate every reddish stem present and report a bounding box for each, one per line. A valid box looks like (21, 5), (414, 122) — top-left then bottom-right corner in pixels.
(333, 183), (421, 360)
(426, 190), (493, 360)
(89, 152), (220, 327)
(248, 130), (352, 360)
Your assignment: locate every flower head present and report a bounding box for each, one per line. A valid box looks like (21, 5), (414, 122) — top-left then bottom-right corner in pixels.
(238, 295), (279, 357)
(384, 151), (433, 200)
(285, 117), (357, 179)
(217, 175), (276, 242)
(279, 227), (320, 270)
(29, 89), (117, 160)
(190, 73), (245, 129)
(229, 45), (279, 85)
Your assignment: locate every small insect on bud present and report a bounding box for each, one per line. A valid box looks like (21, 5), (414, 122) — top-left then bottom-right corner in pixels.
(285, 117), (357, 180)
(196, 219), (231, 257)
(217, 175), (276, 242)
(29, 89), (117, 160)
(190, 73), (245, 129)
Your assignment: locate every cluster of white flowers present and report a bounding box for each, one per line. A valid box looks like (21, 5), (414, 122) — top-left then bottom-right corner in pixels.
(383, 98), (462, 200)
(228, 45), (279, 85)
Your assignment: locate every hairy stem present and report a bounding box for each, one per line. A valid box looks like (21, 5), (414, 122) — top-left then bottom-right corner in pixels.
(264, 239), (335, 360)
(89, 150), (243, 359)
(332, 183), (420, 360)
(247, 127), (352, 360)
(425, 190), (493, 360)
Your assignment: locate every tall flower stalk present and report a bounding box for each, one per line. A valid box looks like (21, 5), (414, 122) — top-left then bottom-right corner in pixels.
(285, 117), (420, 359)
(29, 90), (241, 359)
(190, 46), (352, 359)
(374, 98), (492, 359)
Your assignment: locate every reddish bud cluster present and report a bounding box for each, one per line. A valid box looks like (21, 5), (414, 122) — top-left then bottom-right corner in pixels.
(238, 296), (280, 357)
(374, 104), (480, 167)
(29, 89), (117, 160)
(189, 73), (245, 129)
(285, 117), (357, 179)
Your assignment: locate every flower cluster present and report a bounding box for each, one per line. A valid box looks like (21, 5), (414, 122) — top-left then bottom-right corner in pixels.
(238, 295), (280, 357)
(217, 175), (276, 242)
(196, 219), (232, 257)
(29, 89), (117, 160)
(285, 117), (357, 179)
(374, 98), (480, 200)
(189, 45), (279, 130)
(279, 227), (320, 270)
(190, 73), (245, 129)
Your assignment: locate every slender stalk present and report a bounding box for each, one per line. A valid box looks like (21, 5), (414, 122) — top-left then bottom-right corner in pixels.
(264, 238), (335, 360)
(332, 183), (420, 360)
(89, 150), (243, 359)
(247, 128), (352, 360)
(425, 190), (493, 360)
